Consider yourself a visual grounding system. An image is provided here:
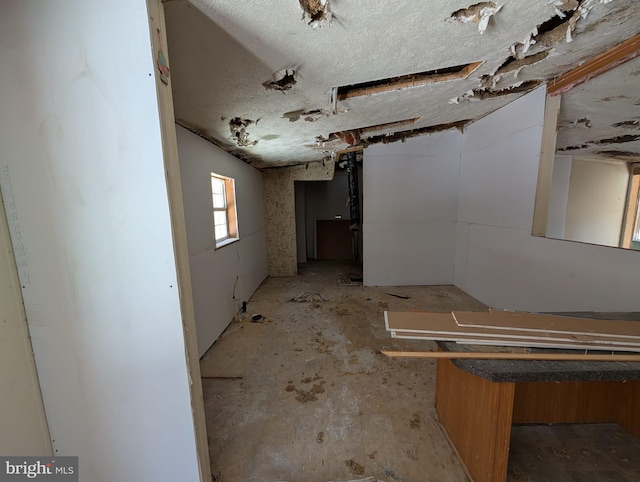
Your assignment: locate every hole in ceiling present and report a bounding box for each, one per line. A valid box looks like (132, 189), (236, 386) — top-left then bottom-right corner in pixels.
(363, 120), (471, 146)
(533, 8), (581, 47)
(262, 70), (297, 92)
(299, 0), (332, 28)
(481, 51), (550, 88)
(229, 117), (258, 147)
(495, 51), (550, 77)
(450, 79), (542, 103)
(326, 117), (422, 146)
(335, 62), (482, 101)
(448, 2), (504, 34)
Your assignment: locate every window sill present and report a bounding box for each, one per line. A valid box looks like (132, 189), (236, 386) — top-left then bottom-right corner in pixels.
(215, 237), (240, 250)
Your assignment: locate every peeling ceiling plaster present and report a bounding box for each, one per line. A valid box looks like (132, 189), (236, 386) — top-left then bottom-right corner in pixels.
(163, 0), (640, 168)
(556, 53), (640, 162)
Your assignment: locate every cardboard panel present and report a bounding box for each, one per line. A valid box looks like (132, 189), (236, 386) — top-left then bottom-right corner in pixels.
(454, 311), (640, 340)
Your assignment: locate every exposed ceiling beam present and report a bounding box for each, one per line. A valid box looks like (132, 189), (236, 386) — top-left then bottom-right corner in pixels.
(547, 33), (640, 96)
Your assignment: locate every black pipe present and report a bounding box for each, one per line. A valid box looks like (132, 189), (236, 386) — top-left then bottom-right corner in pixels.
(347, 151), (360, 260)
(347, 152), (360, 225)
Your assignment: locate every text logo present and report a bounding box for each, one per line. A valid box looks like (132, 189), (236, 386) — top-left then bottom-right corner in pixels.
(0, 457), (77, 482)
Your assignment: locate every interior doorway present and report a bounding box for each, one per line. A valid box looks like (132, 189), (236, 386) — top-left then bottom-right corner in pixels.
(295, 158), (363, 265)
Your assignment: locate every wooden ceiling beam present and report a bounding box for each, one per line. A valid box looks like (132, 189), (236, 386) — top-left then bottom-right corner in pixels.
(547, 33), (640, 96)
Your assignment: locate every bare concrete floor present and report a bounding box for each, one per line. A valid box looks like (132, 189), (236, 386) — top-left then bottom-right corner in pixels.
(199, 261), (640, 482)
(200, 261), (486, 481)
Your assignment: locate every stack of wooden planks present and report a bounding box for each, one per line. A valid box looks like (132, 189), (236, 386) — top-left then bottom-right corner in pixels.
(385, 310), (640, 353)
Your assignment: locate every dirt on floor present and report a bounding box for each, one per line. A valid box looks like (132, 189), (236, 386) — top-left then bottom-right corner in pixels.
(200, 260), (489, 482)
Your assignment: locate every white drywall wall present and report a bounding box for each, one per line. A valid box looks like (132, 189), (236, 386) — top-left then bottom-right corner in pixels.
(455, 87), (640, 311)
(363, 131), (461, 286)
(176, 126), (267, 356)
(0, 191), (52, 455)
(546, 155), (572, 239)
(565, 158), (628, 247)
(0, 1), (201, 480)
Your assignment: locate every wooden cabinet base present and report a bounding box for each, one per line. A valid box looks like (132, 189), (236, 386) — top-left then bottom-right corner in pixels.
(436, 360), (640, 482)
(436, 359), (514, 482)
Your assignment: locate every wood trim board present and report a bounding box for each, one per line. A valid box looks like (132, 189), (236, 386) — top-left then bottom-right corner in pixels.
(453, 311), (640, 340)
(547, 33), (640, 96)
(384, 350), (640, 362)
(385, 312), (640, 347)
(391, 330), (640, 353)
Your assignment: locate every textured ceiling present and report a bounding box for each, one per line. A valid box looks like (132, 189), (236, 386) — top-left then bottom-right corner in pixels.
(163, 0), (640, 168)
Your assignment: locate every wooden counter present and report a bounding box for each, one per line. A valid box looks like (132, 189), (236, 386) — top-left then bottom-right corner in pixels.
(435, 343), (640, 482)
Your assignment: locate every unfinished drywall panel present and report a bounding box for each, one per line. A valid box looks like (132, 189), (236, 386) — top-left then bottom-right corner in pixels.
(458, 128), (543, 230)
(365, 222), (458, 285)
(463, 223), (640, 311)
(456, 87), (640, 311)
(176, 126), (267, 356)
(263, 162), (334, 276)
(564, 158), (629, 247)
(363, 131), (461, 286)
(0, 1), (201, 480)
(546, 155), (572, 239)
(457, 88), (546, 231)
(0, 189), (52, 455)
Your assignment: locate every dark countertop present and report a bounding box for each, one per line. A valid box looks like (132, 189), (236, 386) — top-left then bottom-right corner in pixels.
(437, 312), (640, 383)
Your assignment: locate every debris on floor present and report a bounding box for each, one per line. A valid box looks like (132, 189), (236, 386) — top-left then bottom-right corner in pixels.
(200, 261), (487, 481)
(345, 459), (365, 476)
(382, 291), (410, 300)
(288, 291), (327, 302)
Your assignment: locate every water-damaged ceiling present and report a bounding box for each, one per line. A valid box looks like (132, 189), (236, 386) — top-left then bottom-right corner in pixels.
(163, 0), (640, 169)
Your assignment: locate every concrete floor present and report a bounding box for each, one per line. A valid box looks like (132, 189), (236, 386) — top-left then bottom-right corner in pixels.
(199, 261), (640, 482)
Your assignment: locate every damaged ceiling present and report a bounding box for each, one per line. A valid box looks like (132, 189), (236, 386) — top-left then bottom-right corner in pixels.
(163, 0), (640, 168)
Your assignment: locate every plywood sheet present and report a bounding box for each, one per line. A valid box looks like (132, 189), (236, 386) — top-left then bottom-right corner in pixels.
(385, 312), (640, 347)
(454, 311), (640, 340)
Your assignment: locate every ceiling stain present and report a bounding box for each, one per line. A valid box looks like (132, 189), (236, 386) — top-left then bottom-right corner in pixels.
(282, 108), (329, 122)
(592, 134), (640, 145)
(557, 144), (589, 151)
(557, 134), (640, 152)
(612, 120), (640, 128)
(598, 150), (639, 159)
(559, 117), (592, 129)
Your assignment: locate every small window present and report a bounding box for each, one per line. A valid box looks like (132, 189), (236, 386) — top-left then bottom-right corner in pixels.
(211, 173), (238, 248)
